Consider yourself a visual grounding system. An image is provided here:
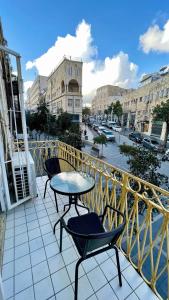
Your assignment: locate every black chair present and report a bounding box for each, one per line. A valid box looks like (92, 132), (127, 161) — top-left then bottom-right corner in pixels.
(43, 157), (76, 212)
(60, 205), (126, 300)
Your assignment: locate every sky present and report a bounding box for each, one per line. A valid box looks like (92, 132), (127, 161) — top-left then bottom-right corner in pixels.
(1, 0), (169, 104)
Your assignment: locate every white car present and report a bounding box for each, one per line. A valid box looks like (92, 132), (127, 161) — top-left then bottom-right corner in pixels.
(97, 126), (105, 135)
(112, 125), (122, 132)
(102, 130), (115, 141)
(106, 121), (117, 128)
(101, 121), (107, 126)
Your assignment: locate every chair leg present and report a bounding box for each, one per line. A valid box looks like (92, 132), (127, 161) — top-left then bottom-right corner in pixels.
(54, 192), (59, 213)
(60, 221), (63, 252)
(75, 258), (83, 300)
(43, 179), (49, 198)
(114, 246), (122, 286)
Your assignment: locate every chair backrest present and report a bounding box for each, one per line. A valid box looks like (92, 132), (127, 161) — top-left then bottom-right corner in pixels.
(44, 157), (76, 179)
(45, 157), (61, 178)
(86, 223), (125, 254)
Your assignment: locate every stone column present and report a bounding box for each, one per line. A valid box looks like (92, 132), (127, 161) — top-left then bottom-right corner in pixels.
(148, 117), (153, 136)
(127, 112), (131, 128)
(160, 122), (167, 141)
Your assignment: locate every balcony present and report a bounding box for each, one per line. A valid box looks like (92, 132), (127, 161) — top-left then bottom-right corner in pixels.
(1, 140), (169, 300)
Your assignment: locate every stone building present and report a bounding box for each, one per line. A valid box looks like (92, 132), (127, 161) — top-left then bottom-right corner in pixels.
(46, 57), (83, 122)
(91, 85), (128, 116)
(27, 75), (47, 111)
(122, 67), (169, 140)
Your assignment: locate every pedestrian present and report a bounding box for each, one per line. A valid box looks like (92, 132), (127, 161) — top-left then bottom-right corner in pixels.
(84, 129), (87, 136)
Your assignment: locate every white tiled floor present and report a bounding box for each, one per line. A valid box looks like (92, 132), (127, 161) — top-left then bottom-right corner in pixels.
(2, 176), (159, 300)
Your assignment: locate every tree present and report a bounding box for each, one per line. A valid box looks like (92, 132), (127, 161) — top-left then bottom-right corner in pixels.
(56, 112), (72, 132)
(113, 101), (123, 124)
(152, 99), (169, 148)
(93, 134), (107, 157)
(107, 104), (113, 120)
(82, 107), (91, 117)
(119, 144), (161, 186)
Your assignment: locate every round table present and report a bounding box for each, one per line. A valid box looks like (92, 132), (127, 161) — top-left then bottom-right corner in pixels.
(50, 171), (95, 233)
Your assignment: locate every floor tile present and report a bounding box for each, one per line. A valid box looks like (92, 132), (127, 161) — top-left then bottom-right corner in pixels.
(48, 253), (65, 274)
(42, 232), (56, 246)
(87, 266), (107, 292)
(27, 220), (39, 231)
(126, 292), (139, 300)
(123, 265), (143, 290)
(75, 275), (94, 300)
(2, 261), (14, 280)
(38, 216), (50, 226)
(34, 276), (54, 300)
(3, 277), (14, 299)
(4, 237), (14, 250)
(15, 232), (28, 247)
(100, 258), (118, 281)
(45, 242), (59, 259)
(15, 254), (31, 274)
(32, 260), (49, 283)
(82, 257), (98, 273)
(3, 248), (14, 264)
(29, 236), (43, 252)
(112, 251), (130, 271)
(5, 228), (14, 239)
(110, 275), (132, 300)
(15, 286), (34, 300)
(15, 242), (29, 259)
(15, 268), (32, 294)
(55, 285), (74, 300)
(30, 247), (46, 266)
(15, 223), (27, 236)
(28, 227), (41, 240)
(95, 252), (109, 265)
(15, 216), (26, 227)
(135, 282), (159, 300)
(51, 268), (70, 294)
(26, 213), (37, 223)
(96, 283), (118, 300)
(40, 223), (52, 235)
(66, 259), (85, 283)
(62, 247), (78, 265)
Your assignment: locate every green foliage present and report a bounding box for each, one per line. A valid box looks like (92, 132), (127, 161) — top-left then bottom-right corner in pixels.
(113, 100), (123, 122)
(82, 107), (91, 116)
(57, 112), (72, 132)
(93, 134), (107, 156)
(119, 144), (161, 186)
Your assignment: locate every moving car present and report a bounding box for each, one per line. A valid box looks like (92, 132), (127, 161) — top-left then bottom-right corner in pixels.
(97, 126), (105, 135)
(129, 132), (142, 143)
(162, 149), (169, 161)
(92, 124), (99, 131)
(112, 125), (122, 132)
(102, 129), (115, 141)
(142, 137), (164, 152)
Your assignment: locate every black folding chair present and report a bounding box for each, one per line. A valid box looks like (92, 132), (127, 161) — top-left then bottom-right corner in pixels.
(60, 205), (126, 300)
(43, 157), (76, 212)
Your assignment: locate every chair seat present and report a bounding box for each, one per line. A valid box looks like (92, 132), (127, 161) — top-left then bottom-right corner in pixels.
(67, 213), (105, 255)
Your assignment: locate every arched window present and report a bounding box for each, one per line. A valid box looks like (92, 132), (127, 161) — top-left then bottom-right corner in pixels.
(61, 80), (65, 93)
(68, 79), (79, 92)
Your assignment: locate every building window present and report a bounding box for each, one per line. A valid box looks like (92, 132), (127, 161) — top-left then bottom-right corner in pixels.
(68, 99), (73, 107)
(75, 99), (80, 107)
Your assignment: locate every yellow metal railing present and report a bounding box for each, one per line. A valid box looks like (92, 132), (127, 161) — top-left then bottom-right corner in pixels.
(20, 140), (169, 299)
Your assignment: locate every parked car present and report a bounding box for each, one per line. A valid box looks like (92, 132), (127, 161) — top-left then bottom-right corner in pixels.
(101, 121), (107, 126)
(142, 137), (164, 152)
(106, 121), (116, 128)
(102, 129), (115, 141)
(129, 132), (143, 143)
(97, 126), (106, 135)
(112, 125), (122, 132)
(92, 123), (99, 131)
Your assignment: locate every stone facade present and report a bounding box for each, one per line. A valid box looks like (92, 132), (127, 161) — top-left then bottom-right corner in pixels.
(46, 57), (83, 122)
(91, 85), (128, 116)
(122, 69), (169, 140)
(27, 76), (47, 111)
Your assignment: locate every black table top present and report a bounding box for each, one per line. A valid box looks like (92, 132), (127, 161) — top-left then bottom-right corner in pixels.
(50, 171), (95, 196)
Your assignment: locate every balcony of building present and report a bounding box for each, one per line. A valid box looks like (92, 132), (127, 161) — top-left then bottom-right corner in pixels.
(1, 140), (169, 300)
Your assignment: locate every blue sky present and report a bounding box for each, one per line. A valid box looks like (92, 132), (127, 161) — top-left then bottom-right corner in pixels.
(1, 0), (169, 101)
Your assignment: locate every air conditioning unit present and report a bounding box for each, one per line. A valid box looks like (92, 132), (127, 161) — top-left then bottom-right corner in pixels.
(12, 151), (37, 202)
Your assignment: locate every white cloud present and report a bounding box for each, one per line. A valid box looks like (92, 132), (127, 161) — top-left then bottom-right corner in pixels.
(23, 81), (33, 100)
(26, 20), (138, 103)
(140, 20), (169, 53)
